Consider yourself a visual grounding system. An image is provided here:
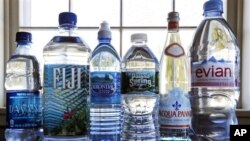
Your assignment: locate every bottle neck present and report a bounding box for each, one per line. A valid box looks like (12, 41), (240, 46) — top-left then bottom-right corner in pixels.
(132, 40), (147, 47)
(58, 24), (77, 36)
(168, 21), (179, 32)
(15, 43), (32, 55)
(204, 11), (223, 18)
(98, 37), (111, 44)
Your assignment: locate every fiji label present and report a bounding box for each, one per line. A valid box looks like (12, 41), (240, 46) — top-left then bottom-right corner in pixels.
(121, 71), (159, 94)
(192, 56), (240, 87)
(165, 43), (185, 58)
(91, 71), (121, 104)
(43, 64), (89, 136)
(6, 91), (42, 128)
(159, 88), (191, 130)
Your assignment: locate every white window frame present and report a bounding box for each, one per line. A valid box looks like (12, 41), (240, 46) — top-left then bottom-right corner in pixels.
(1, 0), (246, 110)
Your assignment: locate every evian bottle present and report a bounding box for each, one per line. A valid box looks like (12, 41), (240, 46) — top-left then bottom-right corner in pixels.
(159, 11), (191, 141)
(190, 0), (240, 140)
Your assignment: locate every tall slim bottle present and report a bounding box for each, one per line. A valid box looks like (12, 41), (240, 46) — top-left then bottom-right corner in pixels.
(190, 0), (240, 140)
(159, 12), (191, 140)
(5, 32), (42, 141)
(90, 21), (121, 141)
(43, 12), (91, 141)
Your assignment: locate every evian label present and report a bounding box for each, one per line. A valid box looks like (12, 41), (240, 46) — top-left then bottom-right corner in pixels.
(165, 43), (185, 58)
(192, 56), (240, 87)
(159, 88), (191, 129)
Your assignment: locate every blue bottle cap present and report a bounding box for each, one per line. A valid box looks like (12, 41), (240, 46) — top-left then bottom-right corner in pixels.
(204, 0), (223, 13)
(59, 12), (77, 26)
(16, 32), (32, 43)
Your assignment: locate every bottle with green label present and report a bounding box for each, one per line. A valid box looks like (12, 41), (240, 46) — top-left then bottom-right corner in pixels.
(43, 12), (91, 141)
(121, 33), (159, 94)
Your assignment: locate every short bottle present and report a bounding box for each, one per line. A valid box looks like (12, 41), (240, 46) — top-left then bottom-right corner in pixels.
(190, 0), (240, 140)
(90, 21), (121, 141)
(5, 32), (42, 141)
(121, 33), (160, 140)
(121, 33), (159, 94)
(43, 12), (91, 141)
(159, 12), (191, 140)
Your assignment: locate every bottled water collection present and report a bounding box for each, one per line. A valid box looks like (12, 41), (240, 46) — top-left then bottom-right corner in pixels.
(159, 11), (191, 141)
(4, 0), (241, 140)
(190, 0), (240, 140)
(43, 12), (91, 141)
(90, 21), (121, 141)
(5, 32), (42, 141)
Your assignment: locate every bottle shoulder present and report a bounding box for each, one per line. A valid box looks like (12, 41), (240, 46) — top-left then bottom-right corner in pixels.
(122, 46), (158, 63)
(92, 43), (120, 61)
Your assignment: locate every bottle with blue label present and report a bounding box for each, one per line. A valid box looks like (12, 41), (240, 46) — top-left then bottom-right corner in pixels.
(5, 32), (42, 141)
(90, 21), (121, 141)
(190, 0), (240, 140)
(159, 11), (191, 140)
(121, 33), (159, 94)
(43, 12), (91, 141)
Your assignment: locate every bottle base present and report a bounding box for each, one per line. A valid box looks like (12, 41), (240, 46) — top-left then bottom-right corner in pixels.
(43, 136), (87, 141)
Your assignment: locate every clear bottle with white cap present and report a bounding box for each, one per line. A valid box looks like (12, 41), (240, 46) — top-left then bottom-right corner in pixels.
(90, 21), (121, 141)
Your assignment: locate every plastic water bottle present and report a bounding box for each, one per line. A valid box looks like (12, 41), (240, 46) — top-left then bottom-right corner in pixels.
(121, 33), (159, 95)
(90, 21), (121, 141)
(159, 11), (191, 141)
(5, 32), (42, 141)
(121, 33), (160, 140)
(43, 12), (91, 141)
(190, 0), (240, 140)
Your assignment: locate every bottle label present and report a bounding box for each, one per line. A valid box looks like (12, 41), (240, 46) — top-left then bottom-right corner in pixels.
(43, 64), (89, 136)
(121, 71), (159, 94)
(159, 88), (191, 130)
(6, 91), (42, 128)
(165, 43), (185, 58)
(91, 71), (121, 104)
(191, 56), (240, 87)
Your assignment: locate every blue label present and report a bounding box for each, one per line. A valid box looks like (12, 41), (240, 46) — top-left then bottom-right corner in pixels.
(43, 64), (89, 136)
(91, 72), (121, 104)
(6, 91), (42, 128)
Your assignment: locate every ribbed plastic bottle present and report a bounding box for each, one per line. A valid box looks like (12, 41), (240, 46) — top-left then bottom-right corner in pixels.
(159, 12), (191, 141)
(5, 32), (42, 141)
(121, 33), (160, 140)
(190, 0), (240, 140)
(121, 33), (159, 95)
(43, 12), (91, 141)
(90, 21), (121, 141)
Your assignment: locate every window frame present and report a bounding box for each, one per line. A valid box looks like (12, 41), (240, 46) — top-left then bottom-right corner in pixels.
(1, 0), (244, 109)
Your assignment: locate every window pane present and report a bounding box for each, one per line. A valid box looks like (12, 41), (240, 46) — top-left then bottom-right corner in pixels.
(176, 0), (227, 26)
(122, 28), (196, 60)
(71, 0), (120, 27)
(19, 0), (69, 27)
(78, 29), (121, 56)
(123, 0), (171, 27)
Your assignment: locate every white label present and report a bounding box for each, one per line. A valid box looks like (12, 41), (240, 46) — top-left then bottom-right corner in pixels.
(192, 56), (240, 87)
(159, 87), (191, 129)
(165, 43), (185, 58)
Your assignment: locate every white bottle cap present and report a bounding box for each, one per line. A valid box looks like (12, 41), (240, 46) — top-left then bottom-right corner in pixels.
(98, 21), (111, 39)
(131, 33), (147, 42)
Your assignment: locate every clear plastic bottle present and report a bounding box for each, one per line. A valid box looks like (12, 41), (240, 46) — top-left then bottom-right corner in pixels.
(90, 21), (121, 141)
(43, 12), (91, 141)
(121, 33), (160, 140)
(5, 32), (42, 141)
(189, 0), (240, 140)
(121, 33), (159, 94)
(159, 12), (191, 141)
